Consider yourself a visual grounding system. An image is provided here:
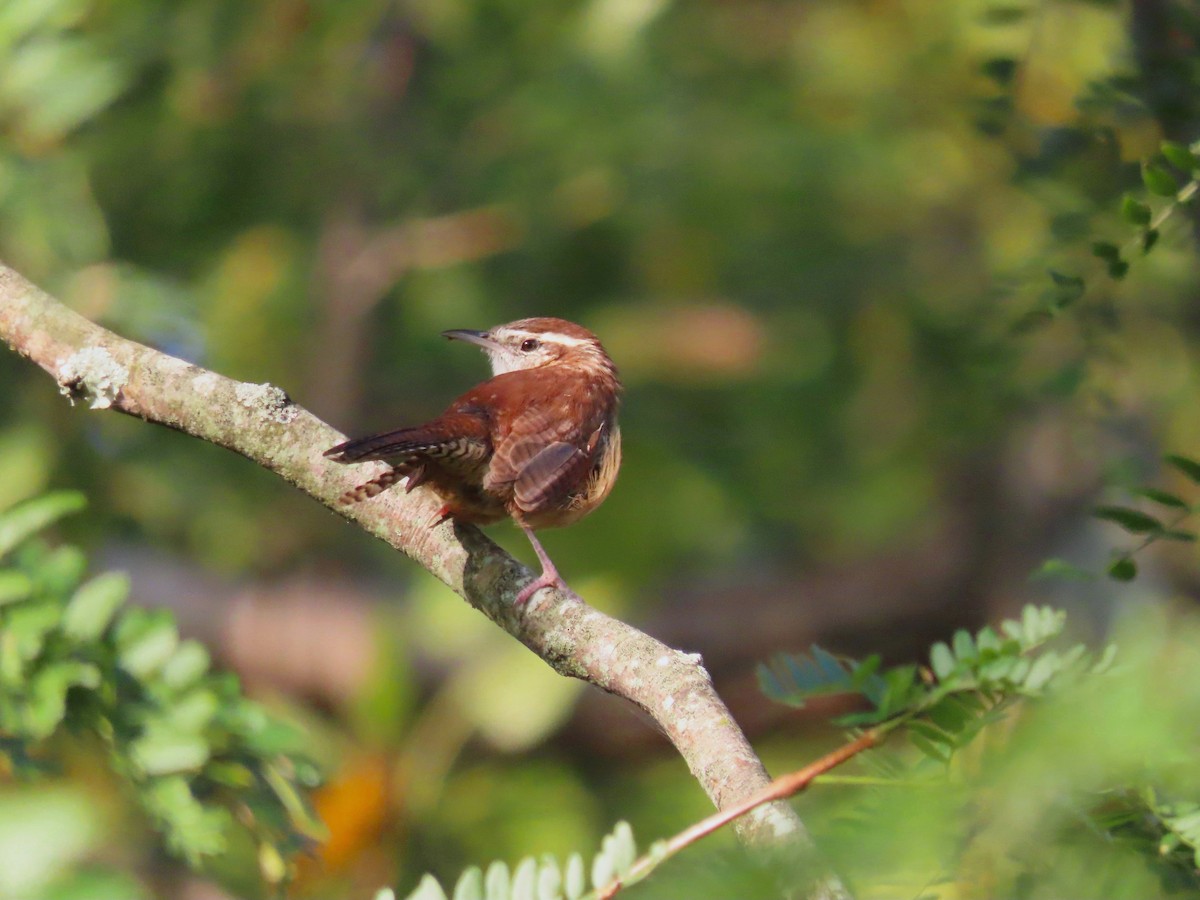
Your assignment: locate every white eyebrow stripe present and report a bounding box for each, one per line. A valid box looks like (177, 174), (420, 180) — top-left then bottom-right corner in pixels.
(510, 330), (591, 347)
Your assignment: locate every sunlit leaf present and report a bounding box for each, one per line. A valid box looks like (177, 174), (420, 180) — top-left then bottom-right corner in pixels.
(536, 856), (562, 900)
(453, 867), (484, 900)
(512, 857), (537, 900)
(485, 860), (510, 900)
(1143, 162), (1179, 197)
(0, 571), (33, 606)
(406, 875), (450, 900)
(1161, 141), (1199, 172)
(930, 642), (955, 679)
(0, 492), (86, 558)
(1030, 558), (1094, 582)
(62, 572), (129, 641)
(564, 854), (586, 900)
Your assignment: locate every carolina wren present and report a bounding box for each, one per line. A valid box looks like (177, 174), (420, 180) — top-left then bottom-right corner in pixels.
(325, 317), (622, 605)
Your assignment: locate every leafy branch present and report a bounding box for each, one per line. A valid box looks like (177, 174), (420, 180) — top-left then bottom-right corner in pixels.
(1036, 452), (1200, 583)
(1018, 138), (1200, 330)
(0, 492), (323, 890)
(759, 605), (1109, 764)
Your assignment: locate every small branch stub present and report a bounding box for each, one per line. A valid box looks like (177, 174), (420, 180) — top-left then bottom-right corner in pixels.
(234, 381), (300, 424)
(57, 346), (129, 409)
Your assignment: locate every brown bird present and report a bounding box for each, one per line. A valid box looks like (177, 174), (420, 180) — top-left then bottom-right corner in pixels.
(324, 317), (622, 605)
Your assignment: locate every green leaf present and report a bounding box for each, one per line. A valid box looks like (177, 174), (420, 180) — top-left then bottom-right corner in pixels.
(160, 640), (211, 691)
(536, 856), (561, 900)
(453, 867), (484, 900)
(511, 858), (537, 900)
(1093, 505), (1163, 534)
(0, 492), (86, 558)
(1108, 259), (1130, 280)
(1165, 454), (1200, 484)
(1120, 194), (1152, 225)
(1161, 529), (1197, 543)
(1022, 652), (1059, 691)
(1142, 228), (1160, 254)
(1091, 241), (1120, 261)
(564, 854), (586, 900)
(757, 647), (855, 708)
(908, 719), (954, 749)
(1143, 162), (1179, 196)
(114, 609), (179, 678)
(1030, 558), (1093, 582)
(3, 600), (61, 675)
(591, 847), (615, 892)
(1161, 141), (1199, 172)
(32, 546), (87, 597)
(608, 821), (636, 876)
(62, 572), (129, 641)
(0, 571), (33, 605)
(951, 629), (977, 662)
(162, 688), (220, 733)
(407, 875), (450, 900)
(130, 730), (211, 775)
(24, 661), (101, 739)
(141, 777), (230, 864)
(909, 731), (951, 763)
(1047, 270), (1084, 307)
(485, 861), (510, 900)
(930, 642), (956, 679)
(1134, 487), (1190, 510)
(1107, 558), (1137, 581)
(979, 654), (1018, 683)
(925, 695), (974, 735)
(975, 626), (1001, 652)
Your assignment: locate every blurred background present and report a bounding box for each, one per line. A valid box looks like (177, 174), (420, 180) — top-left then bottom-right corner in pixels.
(2, 0), (1200, 896)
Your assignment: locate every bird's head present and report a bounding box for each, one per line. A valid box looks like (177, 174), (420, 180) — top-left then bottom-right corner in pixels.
(443, 317), (616, 378)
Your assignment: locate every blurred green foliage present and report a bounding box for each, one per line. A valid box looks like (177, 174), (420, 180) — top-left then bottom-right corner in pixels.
(4, 0), (1200, 897)
(0, 493), (323, 896)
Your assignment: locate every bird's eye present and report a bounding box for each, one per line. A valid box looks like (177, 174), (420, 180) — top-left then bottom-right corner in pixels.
(520, 339), (540, 352)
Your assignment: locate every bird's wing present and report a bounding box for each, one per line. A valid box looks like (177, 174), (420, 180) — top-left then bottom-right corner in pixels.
(511, 441), (591, 514)
(508, 421), (608, 515)
(324, 409), (490, 470)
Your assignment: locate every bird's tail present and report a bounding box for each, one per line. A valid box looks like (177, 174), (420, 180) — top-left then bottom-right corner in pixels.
(336, 467), (407, 504)
(324, 427), (426, 463)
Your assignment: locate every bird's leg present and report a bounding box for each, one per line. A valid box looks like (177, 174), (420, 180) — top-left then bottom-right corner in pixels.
(515, 523), (573, 605)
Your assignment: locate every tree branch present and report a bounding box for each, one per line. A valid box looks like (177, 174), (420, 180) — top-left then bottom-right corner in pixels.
(0, 262), (848, 898)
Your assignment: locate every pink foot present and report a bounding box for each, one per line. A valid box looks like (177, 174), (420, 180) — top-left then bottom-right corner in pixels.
(514, 568), (569, 606)
(513, 524), (576, 605)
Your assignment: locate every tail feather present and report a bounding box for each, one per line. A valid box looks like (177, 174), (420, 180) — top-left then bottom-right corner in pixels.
(325, 427), (429, 464)
(337, 467), (406, 504)
(326, 411), (490, 505)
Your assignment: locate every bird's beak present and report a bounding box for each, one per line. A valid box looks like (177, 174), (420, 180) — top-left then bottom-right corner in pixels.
(442, 329), (501, 351)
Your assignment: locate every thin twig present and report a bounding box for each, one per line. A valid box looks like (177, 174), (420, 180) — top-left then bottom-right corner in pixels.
(596, 729), (883, 899)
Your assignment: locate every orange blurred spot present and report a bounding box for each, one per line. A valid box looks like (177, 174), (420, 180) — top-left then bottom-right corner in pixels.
(299, 752), (393, 877)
